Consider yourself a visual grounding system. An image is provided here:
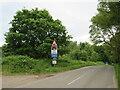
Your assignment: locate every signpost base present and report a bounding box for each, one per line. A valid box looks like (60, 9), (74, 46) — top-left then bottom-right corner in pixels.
(52, 58), (57, 67)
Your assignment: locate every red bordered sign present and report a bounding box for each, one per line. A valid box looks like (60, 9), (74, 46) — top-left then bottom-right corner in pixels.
(52, 40), (58, 46)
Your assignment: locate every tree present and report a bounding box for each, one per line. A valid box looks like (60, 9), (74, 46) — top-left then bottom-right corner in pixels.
(89, 2), (120, 63)
(110, 32), (120, 63)
(4, 8), (72, 59)
(92, 45), (109, 63)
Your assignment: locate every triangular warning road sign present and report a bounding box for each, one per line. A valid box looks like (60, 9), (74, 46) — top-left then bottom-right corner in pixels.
(52, 40), (58, 46)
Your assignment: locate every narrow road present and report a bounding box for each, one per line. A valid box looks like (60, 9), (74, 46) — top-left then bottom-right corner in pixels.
(18, 65), (116, 88)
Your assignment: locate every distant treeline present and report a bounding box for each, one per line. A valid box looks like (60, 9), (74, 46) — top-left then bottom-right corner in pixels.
(59, 41), (116, 64)
(1, 41), (116, 64)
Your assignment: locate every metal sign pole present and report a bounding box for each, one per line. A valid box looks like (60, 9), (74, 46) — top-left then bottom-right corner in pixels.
(51, 40), (58, 67)
(52, 57), (57, 67)
(53, 58), (55, 67)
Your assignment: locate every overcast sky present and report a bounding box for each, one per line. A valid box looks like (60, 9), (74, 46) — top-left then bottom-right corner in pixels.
(0, 0), (99, 47)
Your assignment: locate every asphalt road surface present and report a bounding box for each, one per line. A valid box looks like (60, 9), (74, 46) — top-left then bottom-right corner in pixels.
(18, 65), (116, 88)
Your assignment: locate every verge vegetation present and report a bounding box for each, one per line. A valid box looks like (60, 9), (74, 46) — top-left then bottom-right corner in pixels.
(2, 55), (105, 75)
(114, 64), (120, 88)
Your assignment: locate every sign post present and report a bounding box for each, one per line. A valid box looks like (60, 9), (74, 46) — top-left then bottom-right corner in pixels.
(52, 58), (57, 67)
(51, 40), (58, 67)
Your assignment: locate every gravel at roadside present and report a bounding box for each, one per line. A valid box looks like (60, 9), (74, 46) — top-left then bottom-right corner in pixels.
(2, 74), (55, 88)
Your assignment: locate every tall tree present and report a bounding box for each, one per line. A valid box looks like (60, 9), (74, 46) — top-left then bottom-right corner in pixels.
(89, 2), (120, 63)
(4, 8), (72, 58)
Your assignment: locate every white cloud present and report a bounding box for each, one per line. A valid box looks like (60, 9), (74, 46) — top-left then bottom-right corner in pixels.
(0, 41), (5, 47)
(0, 33), (5, 47)
(72, 34), (91, 43)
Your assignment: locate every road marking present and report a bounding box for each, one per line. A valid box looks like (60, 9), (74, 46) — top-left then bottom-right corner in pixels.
(67, 73), (88, 85)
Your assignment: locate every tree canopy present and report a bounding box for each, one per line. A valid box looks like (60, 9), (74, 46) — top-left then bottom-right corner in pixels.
(3, 8), (72, 58)
(89, 2), (120, 63)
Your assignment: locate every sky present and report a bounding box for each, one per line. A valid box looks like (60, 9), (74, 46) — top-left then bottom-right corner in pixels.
(0, 0), (99, 47)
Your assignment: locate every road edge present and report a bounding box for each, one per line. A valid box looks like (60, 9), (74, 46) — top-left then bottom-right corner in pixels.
(113, 67), (118, 88)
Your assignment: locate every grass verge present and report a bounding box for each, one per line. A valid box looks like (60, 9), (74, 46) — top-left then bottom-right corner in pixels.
(114, 64), (120, 89)
(2, 55), (105, 75)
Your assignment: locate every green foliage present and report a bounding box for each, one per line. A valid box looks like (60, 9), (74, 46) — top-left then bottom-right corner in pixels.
(61, 42), (89, 61)
(4, 8), (72, 59)
(2, 55), (36, 73)
(2, 55), (105, 75)
(2, 45), (15, 57)
(32, 59), (52, 74)
(110, 32), (120, 63)
(89, 2), (120, 44)
(89, 51), (99, 62)
(60, 41), (112, 64)
(92, 45), (110, 63)
(89, 2), (120, 63)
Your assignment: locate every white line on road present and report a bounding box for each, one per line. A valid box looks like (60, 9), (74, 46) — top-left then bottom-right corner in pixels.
(67, 73), (88, 85)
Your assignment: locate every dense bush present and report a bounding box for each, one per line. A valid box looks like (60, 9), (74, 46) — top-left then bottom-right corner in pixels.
(32, 59), (52, 74)
(2, 55), (36, 73)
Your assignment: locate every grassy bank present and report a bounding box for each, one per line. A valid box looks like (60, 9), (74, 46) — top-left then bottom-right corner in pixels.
(2, 55), (105, 75)
(114, 64), (120, 89)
